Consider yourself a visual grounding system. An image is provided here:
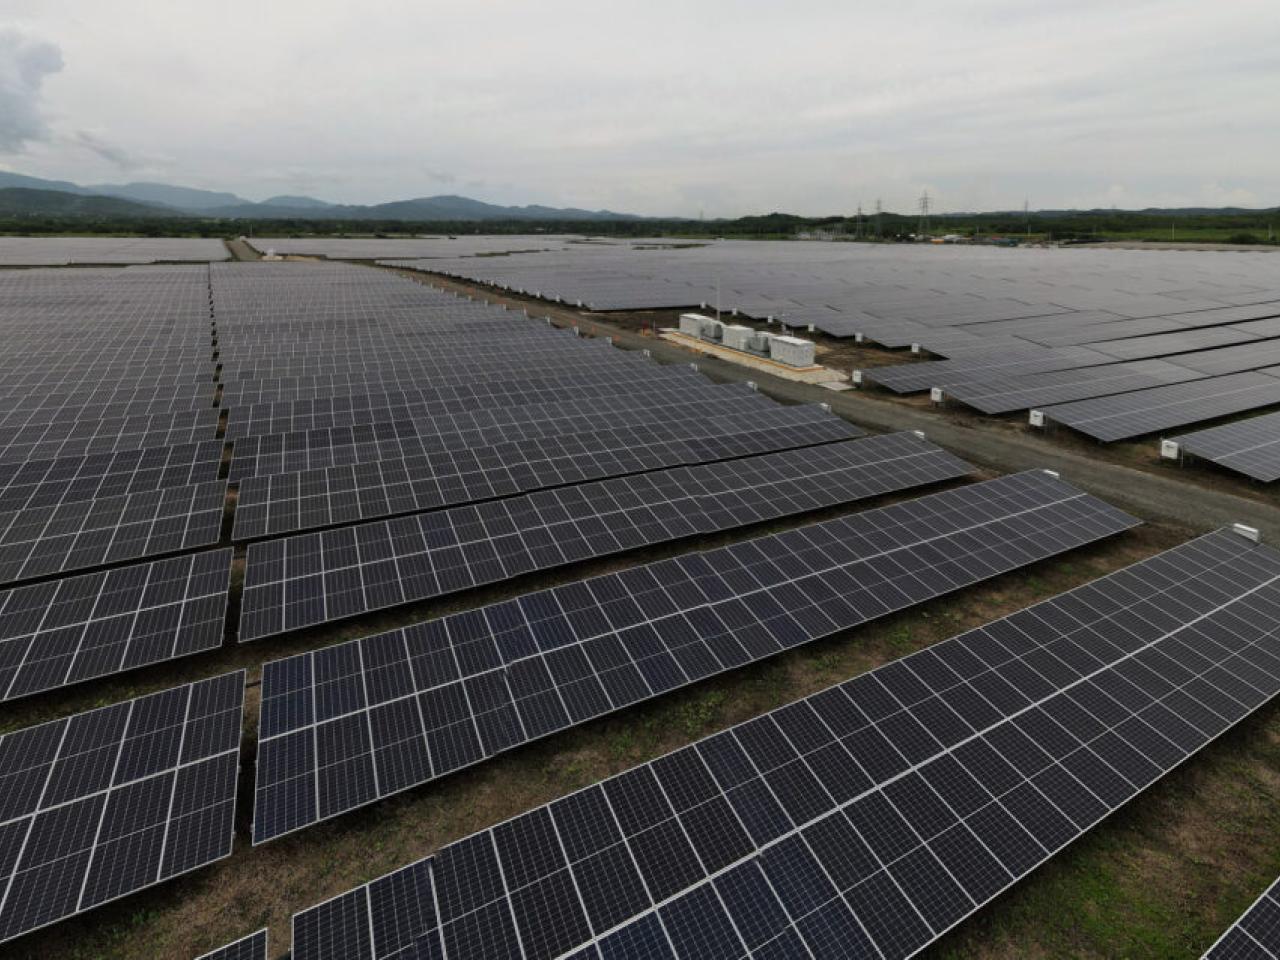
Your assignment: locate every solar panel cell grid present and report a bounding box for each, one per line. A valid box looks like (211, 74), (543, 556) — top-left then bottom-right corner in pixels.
(944, 359), (1205, 415)
(238, 432), (972, 642)
(0, 671), (244, 945)
(1042, 369), (1280, 442)
(289, 527), (1280, 960)
(0, 479), (227, 585)
(252, 468), (1136, 843)
(1173, 412), (1280, 483)
(222, 367), (712, 443)
(0, 441), (224, 514)
(227, 381), (767, 479)
(0, 548), (233, 702)
(0, 409), (222, 466)
(231, 405), (859, 540)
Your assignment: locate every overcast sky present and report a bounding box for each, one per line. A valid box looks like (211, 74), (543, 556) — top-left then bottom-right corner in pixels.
(0, 0), (1276, 217)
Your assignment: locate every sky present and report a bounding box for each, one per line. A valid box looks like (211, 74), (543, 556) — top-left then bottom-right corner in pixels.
(0, 0), (1276, 217)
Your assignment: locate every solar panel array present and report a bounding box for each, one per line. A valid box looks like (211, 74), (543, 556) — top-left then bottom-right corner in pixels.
(0, 549), (232, 702)
(368, 240), (1280, 445)
(239, 432), (972, 641)
(381, 240), (1280, 345)
(1040, 370), (1280, 442)
(0, 478), (227, 583)
(0, 255), (955, 948)
(0, 671), (244, 944)
(12, 251), (1268, 954)
(231, 404), (859, 540)
(247, 236), (583, 260)
(1203, 875), (1280, 958)
(0, 237), (230, 266)
(0, 266), (224, 601)
(0, 439), (224, 513)
(1172, 411), (1280, 482)
(939, 359), (1205, 415)
(222, 367), (724, 447)
(252, 469), (1134, 844)
(289, 526), (1280, 960)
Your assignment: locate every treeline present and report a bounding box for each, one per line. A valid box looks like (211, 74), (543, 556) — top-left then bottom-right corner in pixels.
(0, 208), (1276, 243)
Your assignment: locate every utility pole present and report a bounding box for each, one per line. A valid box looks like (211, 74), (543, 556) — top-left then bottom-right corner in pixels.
(855, 203), (863, 240)
(875, 198), (882, 238)
(918, 190), (931, 238)
(1024, 198), (1030, 238)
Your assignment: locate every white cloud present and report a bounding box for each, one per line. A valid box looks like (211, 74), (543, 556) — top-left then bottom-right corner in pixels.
(5, 1), (1279, 215)
(0, 28), (63, 153)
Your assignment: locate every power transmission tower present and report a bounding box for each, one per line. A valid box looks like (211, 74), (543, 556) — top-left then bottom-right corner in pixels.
(855, 203), (863, 239)
(1024, 198), (1030, 237)
(917, 190), (931, 238)
(875, 198), (882, 238)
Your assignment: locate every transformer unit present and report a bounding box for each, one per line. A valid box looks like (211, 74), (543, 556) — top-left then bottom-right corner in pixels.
(721, 324), (755, 351)
(678, 312), (706, 337)
(770, 335), (816, 367)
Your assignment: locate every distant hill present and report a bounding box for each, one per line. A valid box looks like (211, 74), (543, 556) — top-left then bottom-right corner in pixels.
(0, 187), (178, 218)
(0, 171), (647, 220)
(198, 194), (641, 221)
(87, 181), (249, 210)
(261, 195), (333, 209)
(0, 171), (93, 195)
(0, 168), (1272, 224)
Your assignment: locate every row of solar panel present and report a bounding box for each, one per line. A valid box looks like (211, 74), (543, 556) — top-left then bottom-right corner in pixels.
(225, 380), (770, 478)
(11, 483), (1275, 956)
(0, 466), (1127, 950)
(271, 524), (1280, 960)
(0, 427), (946, 705)
(251, 469), (1133, 843)
(231, 405), (860, 540)
(238, 432), (972, 641)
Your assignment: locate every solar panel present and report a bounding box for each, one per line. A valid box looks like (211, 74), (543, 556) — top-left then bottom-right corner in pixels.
(252, 469), (1135, 843)
(1040, 370), (1280, 442)
(0, 440), (224, 514)
(231, 406), (859, 540)
(1202, 875), (1280, 958)
(222, 368), (715, 443)
(0, 409), (222, 465)
(1171, 411), (1280, 482)
(218, 357), (668, 408)
(385, 241), (1280, 345)
(0, 671), (244, 945)
(0, 548), (232, 702)
(1172, 339), (1280, 377)
(864, 346), (1110, 395)
(226, 382), (772, 480)
(0, 238), (229, 266)
(942, 359), (1204, 415)
(238, 433), (973, 642)
(290, 526), (1280, 960)
(196, 928), (268, 960)
(1089, 325), (1264, 362)
(0, 479), (227, 585)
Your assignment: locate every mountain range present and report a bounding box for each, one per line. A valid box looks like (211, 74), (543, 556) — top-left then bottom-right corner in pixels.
(0, 170), (643, 221)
